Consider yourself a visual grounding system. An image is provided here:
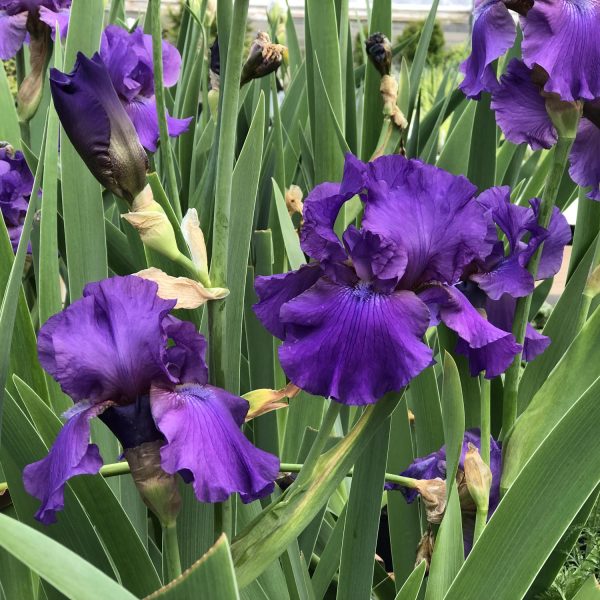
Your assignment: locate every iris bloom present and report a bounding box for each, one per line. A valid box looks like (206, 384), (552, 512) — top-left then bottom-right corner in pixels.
(0, 0), (70, 60)
(100, 25), (192, 152)
(254, 153), (526, 406)
(460, 185), (570, 371)
(23, 275), (279, 524)
(0, 145), (34, 252)
(460, 1), (600, 199)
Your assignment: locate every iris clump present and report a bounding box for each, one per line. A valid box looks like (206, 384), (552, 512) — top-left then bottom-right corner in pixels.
(23, 275), (280, 525)
(0, 144), (34, 252)
(460, 0), (600, 199)
(254, 153), (569, 405)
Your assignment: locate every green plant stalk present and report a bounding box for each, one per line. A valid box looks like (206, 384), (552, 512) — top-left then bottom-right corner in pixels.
(501, 135), (576, 436)
(575, 229), (600, 334)
(214, 498), (232, 542)
(149, 0), (182, 221)
(473, 507), (488, 546)
(207, 0), (249, 391)
(162, 523), (182, 582)
(480, 375), (491, 467)
(231, 393), (402, 588)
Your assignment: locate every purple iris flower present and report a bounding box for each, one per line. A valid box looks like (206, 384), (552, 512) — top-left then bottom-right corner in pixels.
(254, 153), (522, 406)
(100, 25), (192, 152)
(23, 275), (279, 524)
(0, 146), (33, 252)
(460, 1), (600, 200)
(50, 52), (149, 202)
(387, 429), (502, 512)
(491, 59), (600, 200)
(457, 185), (571, 369)
(0, 0), (70, 60)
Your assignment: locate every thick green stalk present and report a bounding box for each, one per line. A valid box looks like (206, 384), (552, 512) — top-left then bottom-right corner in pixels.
(501, 136), (576, 435)
(473, 507), (488, 545)
(575, 228), (600, 334)
(214, 498), (232, 542)
(207, 0), (249, 390)
(149, 0), (182, 221)
(480, 375), (491, 466)
(231, 393), (401, 588)
(162, 523), (182, 582)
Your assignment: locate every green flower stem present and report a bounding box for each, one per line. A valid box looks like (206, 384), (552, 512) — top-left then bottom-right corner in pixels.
(162, 523), (182, 582)
(480, 375), (491, 467)
(576, 230), (600, 334)
(173, 252), (211, 287)
(214, 498), (232, 541)
(501, 135), (576, 436)
(99, 461), (131, 477)
(473, 507), (488, 546)
(149, 0), (182, 221)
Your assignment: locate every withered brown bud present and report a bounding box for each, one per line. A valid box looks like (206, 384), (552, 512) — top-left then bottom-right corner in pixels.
(415, 478), (446, 524)
(240, 32), (287, 87)
(125, 440), (181, 527)
(365, 32), (392, 77)
(415, 528), (435, 573)
(456, 469), (477, 514)
(463, 443), (492, 511)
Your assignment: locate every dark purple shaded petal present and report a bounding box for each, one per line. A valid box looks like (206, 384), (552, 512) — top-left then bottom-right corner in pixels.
(49, 52), (148, 201)
(362, 155), (490, 288)
(254, 263), (323, 339)
(163, 315), (208, 385)
(38, 5), (70, 40)
(38, 276), (177, 404)
(523, 323), (551, 362)
(342, 225), (407, 290)
(470, 254), (534, 300)
(491, 59), (557, 151)
(22, 401), (107, 524)
(529, 198), (571, 278)
(300, 153), (366, 262)
(569, 119), (600, 201)
(0, 10), (27, 59)
(124, 96), (191, 152)
(421, 285), (521, 378)
(278, 278), (432, 405)
(459, 0), (516, 98)
(522, 0), (600, 102)
(150, 384), (280, 503)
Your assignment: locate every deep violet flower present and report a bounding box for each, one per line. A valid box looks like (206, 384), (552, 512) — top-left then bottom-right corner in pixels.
(460, 1), (600, 200)
(387, 429), (502, 513)
(254, 153), (523, 406)
(0, 0), (70, 60)
(0, 145), (34, 252)
(50, 52), (148, 202)
(100, 25), (192, 152)
(23, 275), (279, 524)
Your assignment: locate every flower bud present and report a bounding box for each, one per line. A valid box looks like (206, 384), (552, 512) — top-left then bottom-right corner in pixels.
(285, 185), (303, 217)
(124, 440), (181, 527)
(463, 443), (492, 511)
(240, 32), (287, 87)
(181, 209), (208, 275)
(50, 52), (148, 203)
(415, 478), (446, 524)
(415, 529), (434, 573)
(584, 264), (600, 299)
(122, 186), (180, 261)
(365, 33), (392, 77)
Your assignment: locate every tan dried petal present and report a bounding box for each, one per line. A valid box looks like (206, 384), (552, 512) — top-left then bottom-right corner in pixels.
(285, 185), (304, 216)
(243, 382), (300, 421)
(181, 209), (208, 273)
(136, 267), (229, 308)
(415, 478), (447, 524)
(415, 529), (435, 573)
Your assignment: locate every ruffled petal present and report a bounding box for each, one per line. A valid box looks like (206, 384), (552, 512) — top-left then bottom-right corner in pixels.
(421, 285), (521, 378)
(150, 384), (280, 503)
(22, 401), (107, 524)
(459, 0), (517, 98)
(362, 155), (490, 288)
(300, 153), (366, 262)
(491, 59), (557, 151)
(38, 5), (70, 40)
(254, 263), (323, 339)
(522, 0), (600, 102)
(278, 278), (432, 405)
(0, 10), (27, 59)
(470, 254), (534, 300)
(569, 119), (600, 201)
(529, 198), (571, 278)
(38, 276), (177, 404)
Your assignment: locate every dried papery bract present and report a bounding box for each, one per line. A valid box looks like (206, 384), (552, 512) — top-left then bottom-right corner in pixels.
(415, 478), (447, 524)
(240, 32), (287, 87)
